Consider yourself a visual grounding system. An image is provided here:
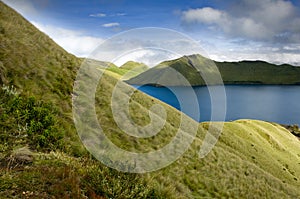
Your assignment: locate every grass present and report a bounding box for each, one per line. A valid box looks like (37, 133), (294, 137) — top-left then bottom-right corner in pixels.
(0, 84), (170, 198)
(1, 151), (167, 198)
(0, 1), (83, 156)
(106, 61), (149, 80)
(1, 1), (300, 198)
(90, 69), (300, 198)
(0, 2), (171, 198)
(0, 85), (64, 153)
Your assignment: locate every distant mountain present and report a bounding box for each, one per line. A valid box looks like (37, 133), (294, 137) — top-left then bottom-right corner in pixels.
(108, 61), (149, 80)
(120, 61), (148, 70)
(127, 54), (300, 86)
(218, 60), (300, 85)
(84, 58), (118, 69)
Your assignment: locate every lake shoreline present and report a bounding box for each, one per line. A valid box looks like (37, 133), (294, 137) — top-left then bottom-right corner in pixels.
(133, 84), (300, 125)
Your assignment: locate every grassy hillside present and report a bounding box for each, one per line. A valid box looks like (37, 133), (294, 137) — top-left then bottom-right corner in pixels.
(78, 66), (300, 198)
(109, 61), (149, 80)
(99, 61), (149, 80)
(0, 2), (167, 198)
(127, 54), (300, 86)
(218, 60), (300, 85)
(1, 1), (300, 198)
(120, 61), (148, 70)
(0, 0), (84, 156)
(126, 55), (208, 86)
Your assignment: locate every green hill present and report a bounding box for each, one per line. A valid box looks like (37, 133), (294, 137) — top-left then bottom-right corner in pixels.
(83, 68), (300, 198)
(127, 54), (300, 86)
(98, 61), (149, 80)
(120, 61), (148, 70)
(1, 2), (300, 198)
(218, 60), (300, 85)
(118, 61), (149, 80)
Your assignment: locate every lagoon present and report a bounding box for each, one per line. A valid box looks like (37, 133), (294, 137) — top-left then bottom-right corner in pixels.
(134, 85), (300, 125)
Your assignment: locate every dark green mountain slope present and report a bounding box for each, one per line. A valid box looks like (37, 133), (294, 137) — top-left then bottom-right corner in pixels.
(126, 54), (209, 86)
(127, 54), (300, 86)
(218, 60), (300, 84)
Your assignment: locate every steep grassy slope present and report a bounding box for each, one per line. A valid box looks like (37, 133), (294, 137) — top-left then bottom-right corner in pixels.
(0, 2), (168, 198)
(0, 1), (83, 155)
(127, 54), (300, 86)
(1, 2), (300, 198)
(0, 2), (80, 100)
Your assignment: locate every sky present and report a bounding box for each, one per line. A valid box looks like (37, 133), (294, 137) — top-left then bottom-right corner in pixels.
(3, 0), (300, 66)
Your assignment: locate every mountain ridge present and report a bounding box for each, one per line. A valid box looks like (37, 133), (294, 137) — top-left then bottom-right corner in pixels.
(120, 61), (148, 70)
(127, 54), (300, 86)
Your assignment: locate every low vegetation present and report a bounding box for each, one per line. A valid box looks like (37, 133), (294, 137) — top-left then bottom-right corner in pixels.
(93, 70), (300, 198)
(281, 124), (300, 138)
(0, 84), (169, 198)
(0, 85), (64, 153)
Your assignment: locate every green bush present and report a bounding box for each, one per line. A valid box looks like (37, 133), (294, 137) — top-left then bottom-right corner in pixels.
(0, 85), (64, 152)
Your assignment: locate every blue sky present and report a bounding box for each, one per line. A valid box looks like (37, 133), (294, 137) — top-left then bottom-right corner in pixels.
(3, 0), (300, 66)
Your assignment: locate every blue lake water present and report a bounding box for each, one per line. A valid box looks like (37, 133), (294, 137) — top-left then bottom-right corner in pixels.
(134, 85), (300, 125)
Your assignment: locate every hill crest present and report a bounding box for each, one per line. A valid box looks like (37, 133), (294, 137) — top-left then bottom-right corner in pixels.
(127, 54), (300, 86)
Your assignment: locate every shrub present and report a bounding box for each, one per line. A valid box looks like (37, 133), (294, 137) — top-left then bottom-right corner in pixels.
(0, 84), (64, 152)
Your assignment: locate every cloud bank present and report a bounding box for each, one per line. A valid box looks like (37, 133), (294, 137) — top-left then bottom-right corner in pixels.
(90, 13), (106, 17)
(31, 22), (104, 57)
(102, 22), (120, 28)
(181, 0), (300, 42)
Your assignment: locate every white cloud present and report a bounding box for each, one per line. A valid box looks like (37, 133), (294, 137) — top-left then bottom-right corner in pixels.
(182, 7), (227, 24)
(3, 0), (104, 57)
(206, 42), (300, 66)
(90, 13), (106, 17)
(102, 22), (120, 28)
(89, 12), (126, 17)
(31, 21), (104, 57)
(283, 45), (300, 51)
(2, 0), (38, 17)
(115, 13), (126, 16)
(113, 49), (179, 67)
(181, 0), (300, 42)
(212, 51), (300, 66)
(88, 28), (207, 67)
